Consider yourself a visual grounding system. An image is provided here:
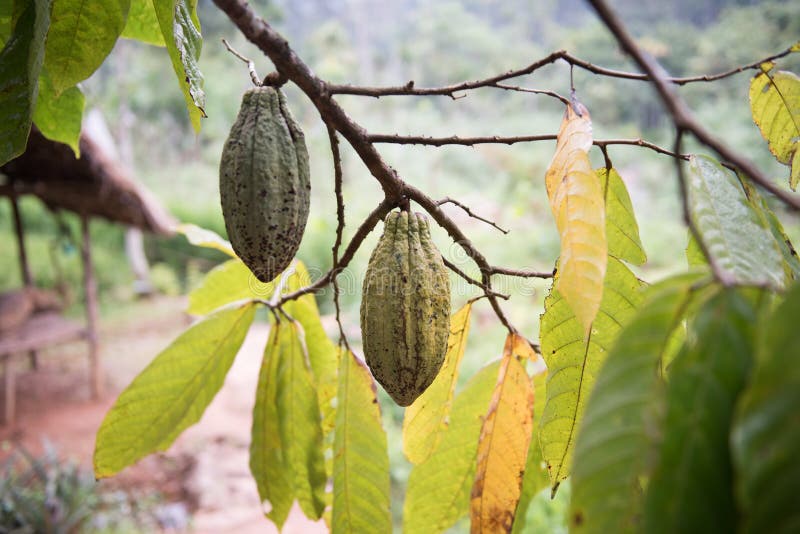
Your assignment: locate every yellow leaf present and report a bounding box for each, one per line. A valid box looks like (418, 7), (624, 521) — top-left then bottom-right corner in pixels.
(403, 303), (473, 464)
(544, 102), (607, 337)
(749, 67), (800, 189)
(506, 331), (538, 362)
(470, 335), (534, 533)
(176, 223), (236, 257)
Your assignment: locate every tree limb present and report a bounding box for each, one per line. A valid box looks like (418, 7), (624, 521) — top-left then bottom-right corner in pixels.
(587, 0), (800, 211)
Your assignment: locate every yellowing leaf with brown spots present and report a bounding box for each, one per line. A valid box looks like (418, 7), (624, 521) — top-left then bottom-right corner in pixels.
(403, 303), (473, 464)
(544, 102), (607, 337)
(470, 335), (534, 533)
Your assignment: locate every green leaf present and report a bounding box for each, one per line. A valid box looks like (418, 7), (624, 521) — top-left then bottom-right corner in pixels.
(403, 302), (472, 465)
(177, 223), (234, 257)
(511, 370), (549, 534)
(44, 0), (130, 94)
(250, 323), (293, 528)
(732, 283), (800, 534)
(0, 0), (49, 166)
(251, 319), (327, 526)
(643, 289), (758, 534)
(332, 350), (391, 534)
(539, 257), (644, 490)
(153, 0), (205, 132)
(187, 258), (273, 316)
(568, 273), (705, 533)
(749, 66), (800, 188)
(685, 233), (707, 269)
(404, 360), (500, 534)
(686, 155), (785, 288)
(740, 180), (800, 282)
(282, 262), (338, 446)
(32, 69), (84, 156)
(275, 320), (327, 520)
(94, 302), (256, 478)
(597, 168), (646, 265)
(122, 0), (165, 46)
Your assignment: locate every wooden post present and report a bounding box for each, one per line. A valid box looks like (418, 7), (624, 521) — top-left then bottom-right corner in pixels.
(81, 214), (102, 399)
(10, 194), (38, 370)
(2, 356), (14, 426)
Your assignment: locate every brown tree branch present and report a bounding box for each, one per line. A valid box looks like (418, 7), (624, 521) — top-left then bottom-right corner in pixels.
(490, 266), (554, 279)
(213, 0), (519, 333)
(370, 132), (689, 159)
(437, 197), (509, 234)
(275, 199), (394, 305)
(587, 0), (800, 212)
(443, 258), (510, 300)
(212, 0), (404, 201)
(328, 46), (797, 97)
(326, 123), (351, 349)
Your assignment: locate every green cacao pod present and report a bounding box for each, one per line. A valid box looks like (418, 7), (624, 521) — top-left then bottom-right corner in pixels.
(220, 86), (310, 282)
(360, 211), (451, 406)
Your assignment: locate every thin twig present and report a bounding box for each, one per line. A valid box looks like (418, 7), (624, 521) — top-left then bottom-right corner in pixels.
(587, 0), (800, 211)
(275, 199), (394, 306)
(370, 133), (690, 160)
(328, 46), (797, 97)
(369, 133), (558, 146)
(328, 124), (346, 265)
(221, 38), (261, 86)
(490, 266), (555, 279)
(326, 123), (351, 349)
(437, 197), (509, 234)
(443, 257), (510, 300)
(490, 83), (570, 105)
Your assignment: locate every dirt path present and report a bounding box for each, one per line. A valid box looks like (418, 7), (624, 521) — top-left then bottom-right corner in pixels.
(0, 297), (326, 533)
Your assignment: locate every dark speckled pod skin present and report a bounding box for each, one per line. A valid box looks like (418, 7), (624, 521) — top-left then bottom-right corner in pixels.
(220, 86), (310, 283)
(360, 211), (451, 406)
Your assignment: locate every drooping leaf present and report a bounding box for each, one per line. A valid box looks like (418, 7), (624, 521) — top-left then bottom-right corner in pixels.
(749, 65), (800, 189)
(732, 283), (800, 534)
(0, 0), (49, 166)
(188, 258), (274, 316)
(470, 337), (534, 533)
(275, 320), (327, 520)
(404, 361), (500, 534)
(177, 223), (235, 257)
(511, 370), (549, 534)
(544, 102), (607, 337)
(597, 168), (646, 265)
(153, 0), (205, 132)
(643, 289), (758, 534)
(122, 0), (165, 46)
(686, 155), (784, 288)
(32, 69), (84, 156)
(44, 0), (130, 94)
(568, 273), (706, 533)
(94, 302), (256, 478)
(539, 257), (643, 490)
(332, 350), (391, 534)
(403, 302), (472, 465)
(283, 262), (338, 446)
(251, 323), (293, 528)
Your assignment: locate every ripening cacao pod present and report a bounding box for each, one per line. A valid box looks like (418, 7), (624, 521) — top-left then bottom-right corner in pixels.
(220, 86), (311, 282)
(360, 211), (451, 406)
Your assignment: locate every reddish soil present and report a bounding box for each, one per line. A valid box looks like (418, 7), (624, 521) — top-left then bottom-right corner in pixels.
(0, 296), (327, 533)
